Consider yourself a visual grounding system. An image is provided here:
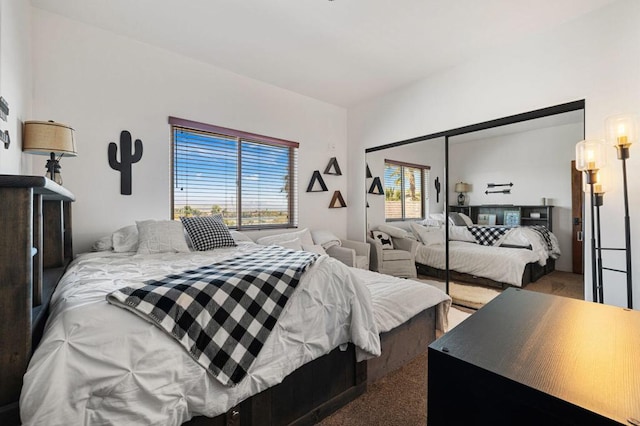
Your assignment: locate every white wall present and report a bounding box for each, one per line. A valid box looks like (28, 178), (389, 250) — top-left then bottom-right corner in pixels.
(365, 138), (445, 230)
(449, 122), (583, 272)
(0, 0), (32, 174)
(348, 0), (640, 308)
(31, 9), (348, 253)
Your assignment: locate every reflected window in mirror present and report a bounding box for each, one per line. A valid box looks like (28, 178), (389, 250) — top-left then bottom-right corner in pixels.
(384, 159), (429, 221)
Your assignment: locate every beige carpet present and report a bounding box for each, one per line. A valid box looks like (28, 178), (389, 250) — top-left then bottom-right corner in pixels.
(419, 270), (584, 309)
(415, 277), (501, 310)
(319, 307), (471, 426)
(448, 282), (500, 309)
(318, 271), (583, 425)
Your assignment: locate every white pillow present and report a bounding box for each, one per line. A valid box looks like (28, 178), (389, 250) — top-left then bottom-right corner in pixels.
(410, 222), (444, 246)
(429, 213), (445, 222)
(449, 225), (476, 242)
(376, 224), (408, 239)
(91, 235), (113, 251)
(274, 238), (302, 251)
(310, 229), (342, 249)
(371, 230), (394, 249)
(419, 218), (443, 227)
(256, 228), (314, 246)
(112, 225), (139, 252)
(302, 244), (327, 255)
(230, 230), (254, 243)
(458, 212), (474, 226)
(136, 220), (191, 254)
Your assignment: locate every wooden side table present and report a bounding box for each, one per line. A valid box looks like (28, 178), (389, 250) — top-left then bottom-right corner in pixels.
(428, 288), (640, 425)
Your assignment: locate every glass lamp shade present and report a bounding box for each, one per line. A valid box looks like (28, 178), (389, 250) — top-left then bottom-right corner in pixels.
(605, 113), (638, 148)
(575, 139), (607, 171)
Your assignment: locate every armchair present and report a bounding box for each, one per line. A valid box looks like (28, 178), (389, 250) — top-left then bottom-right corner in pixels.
(367, 235), (418, 278)
(326, 239), (370, 270)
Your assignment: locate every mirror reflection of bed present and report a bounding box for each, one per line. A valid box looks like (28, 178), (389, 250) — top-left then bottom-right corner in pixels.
(365, 103), (585, 302)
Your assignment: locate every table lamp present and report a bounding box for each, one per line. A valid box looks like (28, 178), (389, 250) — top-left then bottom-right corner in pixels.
(454, 182), (470, 206)
(23, 120), (77, 185)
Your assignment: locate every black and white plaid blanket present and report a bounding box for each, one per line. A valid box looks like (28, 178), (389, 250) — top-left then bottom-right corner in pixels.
(467, 225), (508, 246)
(529, 225), (554, 252)
(106, 246), (320, 386)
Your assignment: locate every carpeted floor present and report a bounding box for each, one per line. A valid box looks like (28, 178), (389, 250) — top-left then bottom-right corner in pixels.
(317, 270), (583, 425)
(522, 270), (584, 299)
(318, 306), (471, 426)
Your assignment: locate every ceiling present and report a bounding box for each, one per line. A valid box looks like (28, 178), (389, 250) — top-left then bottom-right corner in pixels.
(31, 0), (617, 107)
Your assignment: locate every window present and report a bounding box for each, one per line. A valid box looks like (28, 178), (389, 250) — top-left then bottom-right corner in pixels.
(170, 117), (298, 229)
(384, 159), (429, 221)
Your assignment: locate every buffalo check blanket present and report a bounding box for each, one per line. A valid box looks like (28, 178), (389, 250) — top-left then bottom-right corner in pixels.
(529, 225), (555, 253)
(106, 246), (320, 386)
(467, 225), (508, 246)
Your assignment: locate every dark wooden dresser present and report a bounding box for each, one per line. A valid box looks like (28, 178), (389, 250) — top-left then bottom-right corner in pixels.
(428, 288), (640, 425)
(0, 175), (75, 425)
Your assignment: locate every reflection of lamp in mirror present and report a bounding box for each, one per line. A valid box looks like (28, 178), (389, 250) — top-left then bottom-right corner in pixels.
(23, 120), (77, 185)
(605, 113), (637, 309)
(575, 139), (606, 304)
(583, 170), (606, 303)
(454, 182), (470, 206)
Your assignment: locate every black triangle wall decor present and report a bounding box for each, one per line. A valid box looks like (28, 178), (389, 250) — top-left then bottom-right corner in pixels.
(306, 170), (328, 192)
(368, 177), (384, 195)
(366, 163), (372, 178)
(329, 190), (347, 208)
(323, 157), (342, 175)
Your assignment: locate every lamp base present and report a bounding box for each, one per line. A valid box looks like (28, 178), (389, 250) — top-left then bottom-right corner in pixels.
(45, 152), (63, 185)
(616, 144), (631, 160)
(457, 193), (465, 206)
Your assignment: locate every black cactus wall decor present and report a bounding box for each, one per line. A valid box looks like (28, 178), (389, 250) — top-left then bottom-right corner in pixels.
(108, 130), (143, 195)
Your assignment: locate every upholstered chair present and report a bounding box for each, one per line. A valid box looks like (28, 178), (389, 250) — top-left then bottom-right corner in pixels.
(325, 240), (371, 270)
(310, 230), (370, 270)
(367, 236), (418, 278)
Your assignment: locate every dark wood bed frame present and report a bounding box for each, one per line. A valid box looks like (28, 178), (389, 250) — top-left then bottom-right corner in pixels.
(0, 175), (439, 426)
(185, 307), (436, 426)
(416, 258), (556, 289)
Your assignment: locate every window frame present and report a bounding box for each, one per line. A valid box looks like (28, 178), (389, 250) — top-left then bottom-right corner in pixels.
(383, 159), (429, 222)
(169, 116), (299, 230)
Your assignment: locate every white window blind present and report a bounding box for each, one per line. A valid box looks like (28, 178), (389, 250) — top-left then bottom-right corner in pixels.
(384, 160), (429, 221)
(171, 117), (298, 229)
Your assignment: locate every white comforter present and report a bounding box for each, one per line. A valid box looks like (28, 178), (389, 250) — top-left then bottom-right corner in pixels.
(20, 243), (449, 426)
(415, 241), (540, 287)
(448, 225), (561, 265)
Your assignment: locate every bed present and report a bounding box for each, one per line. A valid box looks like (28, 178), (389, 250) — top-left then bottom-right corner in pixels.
(410, 221), (561, 288)
(18, 227), (450, 425)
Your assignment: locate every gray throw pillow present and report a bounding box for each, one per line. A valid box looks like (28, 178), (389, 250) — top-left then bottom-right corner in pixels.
(448, 212), (467, 226)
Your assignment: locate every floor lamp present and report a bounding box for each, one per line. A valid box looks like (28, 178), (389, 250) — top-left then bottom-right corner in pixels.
(575, 139), (607, 303)
(605, 113), (637, 309)
(593, 181), (605, 304)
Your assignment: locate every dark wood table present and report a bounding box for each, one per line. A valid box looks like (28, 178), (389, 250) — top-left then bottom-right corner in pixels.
(428, 288), (640, 425)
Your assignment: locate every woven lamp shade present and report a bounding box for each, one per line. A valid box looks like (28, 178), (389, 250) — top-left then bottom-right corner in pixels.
(23, 121), (77, 156)
(454, 182), (470, 193)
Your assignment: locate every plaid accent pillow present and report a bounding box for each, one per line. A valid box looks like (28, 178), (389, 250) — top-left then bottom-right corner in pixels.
(180, 215), (236, 251)
(467, 226), (508, 246)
